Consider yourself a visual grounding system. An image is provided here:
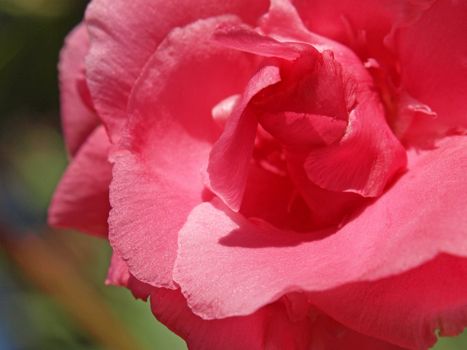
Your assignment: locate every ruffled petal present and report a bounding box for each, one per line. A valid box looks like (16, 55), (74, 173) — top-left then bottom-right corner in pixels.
(304, 97), (407, 197)
(109, 17), (259, 288)
(58, 23), (100, 156)
(85, 0), (269, 140)
(311, 254), (467, 349)
(174, 136), (467, 319)
(392, 0), (467, 133)
(48, 126), (111, 237)
(286, 152), (365, 229)
(207, 65), (281, 211)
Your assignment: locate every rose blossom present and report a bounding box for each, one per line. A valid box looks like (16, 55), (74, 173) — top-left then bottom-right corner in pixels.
(49, 0), (467, 349)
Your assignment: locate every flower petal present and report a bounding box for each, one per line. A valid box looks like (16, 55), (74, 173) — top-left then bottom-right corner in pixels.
(151, 288), (275, 350)
(106, 252), (154, 301)
(151, 289), (405, 350)
(207, 65), (281, 211)
(240, 163), (314, 231)
(174, 136), (467, 319)
(106, 251), (130, 287)
(85, 0), (269, 140)
(48, 126), (111, 237)
(213, 24), (303, 60)
(304, 97), (407, 197)
(392, 0), (467, 133)
(292, 0), (398, 60)
(311, 254), (467, 349)
(59, 23), (100, 156)
(109, 17), (259, 288)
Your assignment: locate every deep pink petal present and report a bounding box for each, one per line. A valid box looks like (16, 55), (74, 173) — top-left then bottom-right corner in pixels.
(292, 0), (398, 61)
(257, 3), (408, 199)
(286, 152), (366, 229)
(48, 126), (111, 237)
(109, 17), (259, 288)
(311, 254), (467, 349)
(260, 112), (347, 149)
(85, 0), (269, 140)
(239, 163), (314, 231)
(207, 65), (281, 211)
(392, 0), (467, 133)
(151, 288), (275, 350)
(174, 136), (467, 319)
(59, 23), (100, 156)
(151, 288), (405, 350)
(304, 97), (407, 197)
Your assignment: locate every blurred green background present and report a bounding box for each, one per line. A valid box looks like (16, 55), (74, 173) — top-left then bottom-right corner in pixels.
(0, 1), (464, 349)
(0, 1), (185, 349)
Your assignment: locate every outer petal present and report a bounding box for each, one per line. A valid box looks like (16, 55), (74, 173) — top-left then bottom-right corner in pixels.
(106, 252), (154, 301)
(151, 289), (405, 350)
(108, 17), (258, 288)
(106, 251), (130, 287)
(392, 0), (467, 131)
(48, 126), (111, 237)
(151, 289), (277, 350)
(85, 0), (269, 140)
(59, 23), (100, 156)
(174, 136), (467, 319)
(311, 254), (467, 350)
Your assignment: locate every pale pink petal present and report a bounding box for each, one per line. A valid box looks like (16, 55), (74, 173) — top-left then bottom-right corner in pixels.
(109, 17), (259, 288)
(207, 65), (281, 211)
(174, 136), (467, 319)
(85, 0), (269, 140)
(311, 254), (467, 349)
(213, 25), (303, 60)
(151, 289), (405, 350)
(392, 0), (467, 133)
(48, 126), (111, 237)
(59, 23), (100, 156)
(259, 0), (316, 43)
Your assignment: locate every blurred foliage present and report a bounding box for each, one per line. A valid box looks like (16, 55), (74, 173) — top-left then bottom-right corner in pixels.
(0, 1), (465, 349)
(0, 1), (186, 349)
(0, 109), (186, 350)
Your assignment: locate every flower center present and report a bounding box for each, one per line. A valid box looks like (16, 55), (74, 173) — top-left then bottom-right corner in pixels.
(207, 11), (407, 231)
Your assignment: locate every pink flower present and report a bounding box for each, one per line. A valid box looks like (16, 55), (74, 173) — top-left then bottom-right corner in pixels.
(49, 0), (467, 349)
